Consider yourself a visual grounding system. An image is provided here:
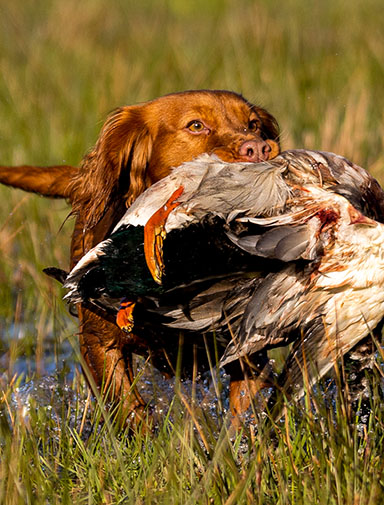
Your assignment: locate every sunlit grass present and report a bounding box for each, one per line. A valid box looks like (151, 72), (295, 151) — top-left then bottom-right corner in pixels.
(1, 368), (384, 504)
(1, 0), (384, 502)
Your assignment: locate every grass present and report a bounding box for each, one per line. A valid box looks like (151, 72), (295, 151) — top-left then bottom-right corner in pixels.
(2, 366), (384, 504)
(1, 0), (384, 502)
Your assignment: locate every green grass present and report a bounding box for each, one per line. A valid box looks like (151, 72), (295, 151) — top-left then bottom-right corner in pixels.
(2, 368), (384, 504)
(1, 0), (384, 502)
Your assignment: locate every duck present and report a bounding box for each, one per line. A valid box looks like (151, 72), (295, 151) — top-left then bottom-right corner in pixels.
(63, 149), (384, 409)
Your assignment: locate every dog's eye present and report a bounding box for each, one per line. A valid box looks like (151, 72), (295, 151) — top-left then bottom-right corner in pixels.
(187, 120), (205, 132)
(248, 119), (260, 132)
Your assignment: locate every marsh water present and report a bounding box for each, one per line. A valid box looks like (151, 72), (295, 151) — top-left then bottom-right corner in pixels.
(2, 318), (383, 435)
(1, 320), (236, 431)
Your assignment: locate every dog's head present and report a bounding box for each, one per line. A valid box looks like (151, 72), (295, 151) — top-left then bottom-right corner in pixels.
(73, 90), (280, 231)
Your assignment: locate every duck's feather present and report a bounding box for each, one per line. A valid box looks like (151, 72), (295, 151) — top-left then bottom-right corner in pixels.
(62, 149), (384, 406)
(115, 153), (291, 231)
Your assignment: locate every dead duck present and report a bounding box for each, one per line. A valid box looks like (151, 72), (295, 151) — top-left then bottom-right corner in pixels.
(63, 149), (384, 412)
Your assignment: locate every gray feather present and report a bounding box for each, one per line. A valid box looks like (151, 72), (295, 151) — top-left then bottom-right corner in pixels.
(274, 228), (310, 262)
(255, 226), (295, 257)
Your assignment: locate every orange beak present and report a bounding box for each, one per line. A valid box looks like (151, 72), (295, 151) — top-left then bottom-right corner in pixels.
(143, 186), (184, 284)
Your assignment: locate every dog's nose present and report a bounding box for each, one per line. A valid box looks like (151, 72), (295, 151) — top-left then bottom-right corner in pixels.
(239, 139), (271, 162)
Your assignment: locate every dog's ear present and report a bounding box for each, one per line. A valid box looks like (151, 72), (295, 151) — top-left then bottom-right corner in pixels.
(70, 105), (153, 230)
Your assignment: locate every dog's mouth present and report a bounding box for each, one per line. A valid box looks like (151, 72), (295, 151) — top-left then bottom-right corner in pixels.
(264, 139), (280, 160)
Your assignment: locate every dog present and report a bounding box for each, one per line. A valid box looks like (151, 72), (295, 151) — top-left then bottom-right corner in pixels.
(0, 90), (280, 423)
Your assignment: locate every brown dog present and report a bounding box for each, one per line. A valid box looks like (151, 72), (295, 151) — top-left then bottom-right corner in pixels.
(0, 90), (280, 423)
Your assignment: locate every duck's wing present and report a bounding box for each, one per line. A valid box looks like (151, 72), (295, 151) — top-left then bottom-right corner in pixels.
(152, 275), (260, 334)
(220, 187), (375, 367)
(220, 267), (314, 367)
(226, 186), (345, 264)
(160, 189), (335, 353)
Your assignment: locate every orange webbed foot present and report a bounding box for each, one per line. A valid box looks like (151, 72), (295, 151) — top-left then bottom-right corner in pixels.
(117, 298), (136, 333)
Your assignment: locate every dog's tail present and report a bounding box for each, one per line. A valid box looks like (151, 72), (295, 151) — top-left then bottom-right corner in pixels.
(0, 164), (78, 200)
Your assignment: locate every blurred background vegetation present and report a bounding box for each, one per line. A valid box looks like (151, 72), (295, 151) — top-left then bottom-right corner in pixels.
(0, 0), (383, 376)
(2, 1), (384, 503)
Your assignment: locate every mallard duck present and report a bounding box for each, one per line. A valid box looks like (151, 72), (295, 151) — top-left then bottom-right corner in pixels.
(64, 149), (384, 407)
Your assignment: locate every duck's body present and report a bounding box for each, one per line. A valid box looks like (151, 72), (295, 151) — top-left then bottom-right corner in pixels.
(64, 153), (290, 301)
(64, 150), (384, 403)
(221, 186), (384, 399)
